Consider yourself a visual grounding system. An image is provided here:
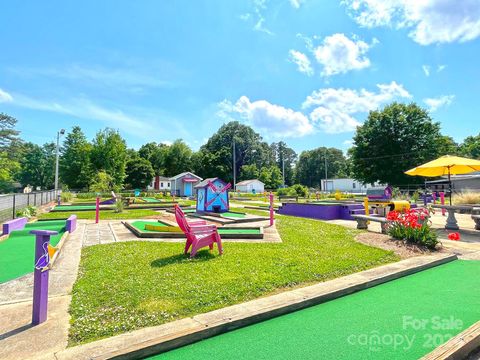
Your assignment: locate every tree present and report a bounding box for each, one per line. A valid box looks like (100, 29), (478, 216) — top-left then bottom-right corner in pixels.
(90, 128), (127, 189)
(0, 152), (20, 192)
(60, 126), (93, 190)
(296, 147), (347, 188)
(90, 171), (114, 193)
(196, 121), (273, 182)
(460, 133), (480, 159)
(240, 164), (259, 180)
(19, 142), (56, 189)
(258, 166), (283, 189)
(164, 140), (193, 176)
(271, 142), (297, 186)
(0, 113), (20, 150)
(125, 155), (155, 189)
(138, 142), (169, 175)
(350, 102), (444, 186)
(436, 135), (459, 156)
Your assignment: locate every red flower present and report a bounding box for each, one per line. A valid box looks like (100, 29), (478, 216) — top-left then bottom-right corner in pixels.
(448, 232), (460, 241)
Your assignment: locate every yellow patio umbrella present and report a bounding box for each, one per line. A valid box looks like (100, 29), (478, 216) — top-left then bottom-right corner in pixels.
(405, 155), (480, 205)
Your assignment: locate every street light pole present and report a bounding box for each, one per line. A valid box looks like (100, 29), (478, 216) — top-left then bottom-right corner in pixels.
(55, 129), (65, 196)
(324, 149), (328, 192)
(233, 138), (236, 191)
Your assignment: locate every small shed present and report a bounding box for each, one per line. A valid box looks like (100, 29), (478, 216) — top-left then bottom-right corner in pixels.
(235, 179), (265, 194)
(169, 172), (202, 197)
(195, 178), (231, 213)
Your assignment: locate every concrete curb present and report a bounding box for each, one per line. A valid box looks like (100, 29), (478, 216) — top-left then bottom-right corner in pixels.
(54, 253), (457, 360)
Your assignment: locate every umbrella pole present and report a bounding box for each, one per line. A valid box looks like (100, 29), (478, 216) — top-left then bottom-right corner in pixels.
(448, 168), (452, 206)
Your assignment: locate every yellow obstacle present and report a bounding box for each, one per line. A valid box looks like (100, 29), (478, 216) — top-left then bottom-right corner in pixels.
(144, 224), (183, 232)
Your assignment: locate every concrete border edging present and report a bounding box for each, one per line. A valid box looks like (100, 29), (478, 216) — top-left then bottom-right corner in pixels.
(54, 253), (457, 360)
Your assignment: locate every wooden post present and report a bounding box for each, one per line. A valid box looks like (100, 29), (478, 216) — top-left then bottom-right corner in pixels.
(31, 229), (58, 325)
(440, 192), (446, 216)
(95, 196), (100, 224)
(269, 192), (274, 226)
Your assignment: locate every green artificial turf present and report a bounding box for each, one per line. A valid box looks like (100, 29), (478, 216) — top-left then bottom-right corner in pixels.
(54, 205), (98, 211)
(221, 211), (246, 218)
(0, 220), (67, 283)
(131, 221), (169, 233)
(141, 197), (163, 203)
(68, 215), (399, 345)
(218, 228), (260, 234)
(150, 260), (480, 360)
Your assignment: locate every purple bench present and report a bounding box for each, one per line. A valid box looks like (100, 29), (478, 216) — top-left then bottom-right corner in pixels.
(2, 217), (28, 235)
(66, 215), (77, 233)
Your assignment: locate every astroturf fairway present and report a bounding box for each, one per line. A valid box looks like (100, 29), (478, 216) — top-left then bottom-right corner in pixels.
(149, 260), (480, 360)
(54, 205), (97, 211)
(221, 212), (246, 218)
(130, 221), (261, 235)
(0, 220), (66, 283)
(131, 221), (168, 233)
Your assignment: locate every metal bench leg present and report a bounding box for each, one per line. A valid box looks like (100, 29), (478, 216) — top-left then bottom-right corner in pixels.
(380, 222), (388, 234)
(473, 217), (480, 231)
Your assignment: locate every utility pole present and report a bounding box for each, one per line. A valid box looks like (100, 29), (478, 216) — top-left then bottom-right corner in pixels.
(54, 129), (65, 196)
(324, 149), (328, 192)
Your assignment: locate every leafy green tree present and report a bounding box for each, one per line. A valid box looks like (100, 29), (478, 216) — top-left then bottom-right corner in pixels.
(0, 152), (20, 192)
(60, 126), (93, 190)
(125, 155), (155, 189)
(296, 147), (347, 188)
(350, 102), (444, 186)
(90, 171), (114, 193)
(138, 142), (169, 175)
(196, 121), (273, 182)
(460, 133), (480, 159)
(436, 135), (459, 156)
(271, 142), (297, 186)
(239, 164), (259, 180)
(19, 142), (56, 189)
(90, 128), (127, 189)
(258, 166), (283, 189)
(164, 140), (193, 176)
(0, 113), (20, 150)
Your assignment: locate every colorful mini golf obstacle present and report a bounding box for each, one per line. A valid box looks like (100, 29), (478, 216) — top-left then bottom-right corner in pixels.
(123, 219), (264, 239)
(195, 177), (231, 213)
(277, 201), (368, 220)
(0, 215), (77, 283)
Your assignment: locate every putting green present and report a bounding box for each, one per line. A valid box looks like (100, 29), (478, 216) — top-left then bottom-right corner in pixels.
(130, 221), (261, 235)
(0, 220), (67, 283)
(54, 205), (97, 211)
(141, 197), (162, 203)
(149, 260), (480, 360)
(131, 221), (168, 233)
(221, 212), (246, 219)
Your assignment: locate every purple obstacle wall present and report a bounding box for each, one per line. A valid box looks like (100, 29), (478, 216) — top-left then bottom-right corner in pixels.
(66, 215), (77, 233)
(277, 203), (367, 220)
(2, 217), (28, 235)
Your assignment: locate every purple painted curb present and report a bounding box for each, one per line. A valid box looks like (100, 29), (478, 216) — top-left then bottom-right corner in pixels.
(277, 203), (369, 221)
(2, 217), (28, 235)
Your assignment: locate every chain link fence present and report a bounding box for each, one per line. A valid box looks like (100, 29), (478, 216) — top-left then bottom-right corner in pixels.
(0, 190), (59, 223)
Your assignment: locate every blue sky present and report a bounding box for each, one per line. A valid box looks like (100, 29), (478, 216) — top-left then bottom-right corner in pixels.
(1, 0), (479, 153)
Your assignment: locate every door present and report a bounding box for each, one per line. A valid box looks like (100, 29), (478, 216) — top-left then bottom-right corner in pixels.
(184, 182), (192, 196)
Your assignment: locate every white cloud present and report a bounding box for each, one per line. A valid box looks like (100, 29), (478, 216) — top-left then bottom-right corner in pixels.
(424, 95), (455, 112)
(422, 65), (430, 76)
(343, 0), (480, 45)
(0, 88), (13, 103)
(219, 96), (313, 137)
(289, 0), (303, 9)
(313, 33), (374, 76)
(437, 64), (446, 72)
(288, 50), (314, 76)
(303, 81), (412, 133)
(241, 0), (274, 35)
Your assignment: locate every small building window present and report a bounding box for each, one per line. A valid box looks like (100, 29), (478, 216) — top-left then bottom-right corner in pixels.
(161, 182), (164, 187)
(352, 182), (356, 189)
(168, 182), (170, 187)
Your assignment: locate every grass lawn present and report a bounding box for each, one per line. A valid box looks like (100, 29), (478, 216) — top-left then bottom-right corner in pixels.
(38, 208), (161, 220)
(68, 214), (399, 345)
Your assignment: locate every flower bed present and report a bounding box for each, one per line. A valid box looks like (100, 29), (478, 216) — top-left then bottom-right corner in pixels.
(386, 208), (439, 249)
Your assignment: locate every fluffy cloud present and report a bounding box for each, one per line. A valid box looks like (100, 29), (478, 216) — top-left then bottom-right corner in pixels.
(289, 0), (303, 9)
(0, 88), (13, 103)
(219, 96), (313, 137)
(288, 50), (314, 76)
(422, 65), (430, 76)
(303, 81), (412, 133)
(424, 95), (455, 112)
(343, 0), (480, 45)
(313, 33), (374, 76)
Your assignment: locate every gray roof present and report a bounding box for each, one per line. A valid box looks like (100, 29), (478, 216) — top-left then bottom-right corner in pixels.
(168, 172), (202, 181)
(194, 177), (219, 188)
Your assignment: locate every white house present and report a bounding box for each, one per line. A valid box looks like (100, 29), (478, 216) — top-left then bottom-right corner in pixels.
(147, 176), (171, 191)
(321, 178), (384, 193)
(235, 179), (265, 193)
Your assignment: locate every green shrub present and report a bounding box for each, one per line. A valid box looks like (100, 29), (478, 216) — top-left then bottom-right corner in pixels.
(16, 205), (38, 219)
(113, 198), (124, 213)
(61, 191), (73, 202)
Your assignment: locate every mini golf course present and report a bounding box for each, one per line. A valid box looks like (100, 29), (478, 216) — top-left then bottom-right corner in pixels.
(0, 220), (67, 283)
(147, 260), (480, 359)
(52, 205), (113, 212)
(124, 220), (264, 239)
(187, 211), (269, 224)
